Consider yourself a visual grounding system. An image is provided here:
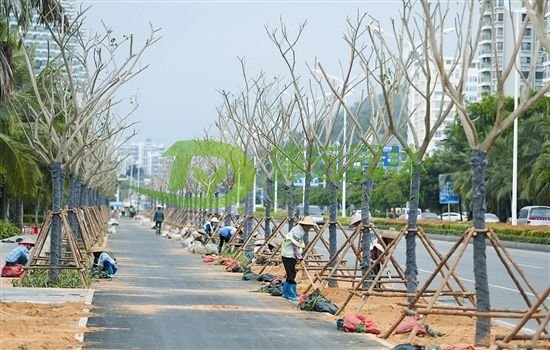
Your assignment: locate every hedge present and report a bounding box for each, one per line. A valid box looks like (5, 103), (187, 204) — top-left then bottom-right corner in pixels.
(0, 220), (21, 240)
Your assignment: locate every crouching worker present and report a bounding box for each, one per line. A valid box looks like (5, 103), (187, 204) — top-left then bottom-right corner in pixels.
(218, 226), (236, 254)
(281, 216), (315, 301)
(1, 238), (35, 277)
(90, 246), (118, 278)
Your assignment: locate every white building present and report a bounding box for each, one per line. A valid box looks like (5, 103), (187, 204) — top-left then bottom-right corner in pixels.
(477, 0), (546, 96)
(13, 0), (85, 82)
(407, 58), (479, 155)
(116, 139), (166, 178)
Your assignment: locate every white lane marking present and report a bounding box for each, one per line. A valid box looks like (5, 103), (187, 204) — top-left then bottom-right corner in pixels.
(401, 265), (541, 298)
(517, 263), (543, 269)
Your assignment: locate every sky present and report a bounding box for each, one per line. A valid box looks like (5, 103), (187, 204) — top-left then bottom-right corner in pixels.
(79, 1), (396, 148)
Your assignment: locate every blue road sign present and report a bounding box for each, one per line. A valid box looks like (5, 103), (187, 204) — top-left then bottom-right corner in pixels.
(439, 174), (459, 204)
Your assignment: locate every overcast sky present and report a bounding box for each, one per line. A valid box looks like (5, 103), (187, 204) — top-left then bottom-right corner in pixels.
(80, 1), (395, 148)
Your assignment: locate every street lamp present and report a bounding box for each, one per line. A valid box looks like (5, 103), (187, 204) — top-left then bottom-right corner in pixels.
(312, 70), (356, 217)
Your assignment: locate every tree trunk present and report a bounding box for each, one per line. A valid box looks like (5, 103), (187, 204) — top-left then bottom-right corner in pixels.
(360, 177), (373, 288)
(472, 149), (490, 346)
(244, 189), (254, 246)
(405, 163), (421, 302)
(0, 178), (8, 221)
(303, 160), (312, 245)
(14, 197), (24, 228)
(49, 161), (64, 283)
(328, 180), (338, 287)
(224, 187), (232, 226)
(68, 174), (80, 239)
(264, 177), (273, 240)
(215, 192), (219, 216)
(284, 184), (295, 231)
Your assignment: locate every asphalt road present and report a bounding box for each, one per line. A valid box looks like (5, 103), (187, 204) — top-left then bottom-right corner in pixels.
(84, 219), (387, 350)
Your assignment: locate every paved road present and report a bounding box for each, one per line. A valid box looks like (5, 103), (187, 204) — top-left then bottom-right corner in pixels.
(84, 219), (387, 350)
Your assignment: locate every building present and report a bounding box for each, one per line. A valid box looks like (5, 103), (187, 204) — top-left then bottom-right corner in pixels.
(116, 139), (166, 178)
(12, 0), (85, 83)
(407, 58), (479, 155)
(477, 0), (546, 96)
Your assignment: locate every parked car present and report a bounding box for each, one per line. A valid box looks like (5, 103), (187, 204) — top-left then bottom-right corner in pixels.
(296, 205), (324, 225)
(484, 213), (500, 223)
(420, 212), (440, 221)
(440, 212), (464, 221)
(517, 206), (550, 226)
(398, 208), (422, 220)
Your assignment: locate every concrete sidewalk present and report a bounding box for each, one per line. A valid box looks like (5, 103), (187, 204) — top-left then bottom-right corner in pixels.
(84, 219), (389, 350)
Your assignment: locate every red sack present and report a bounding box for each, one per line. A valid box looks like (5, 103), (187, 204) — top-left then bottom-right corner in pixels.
(444, 345), (476, 350)
(395, 316), (426, 335)
(357, 315), (381, 334)
(202, 256), (216, 263)
(2, 264), (24, 277)
(343, 314), (363, 333)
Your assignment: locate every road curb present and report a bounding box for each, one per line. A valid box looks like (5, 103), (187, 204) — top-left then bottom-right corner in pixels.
(75, 289), (95, 348)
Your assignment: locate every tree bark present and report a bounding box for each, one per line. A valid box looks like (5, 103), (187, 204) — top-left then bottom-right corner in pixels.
(360, 177), (373, 288)
(224, 187), (232, 226)
(68, 174), (80, 239)
(244, 189), (254, 247)
(328, 180), (338, 287)
(14, 197), (24, 228)
(405, 163), (421, 302)
(264, 177), (273, 240)
(80, 183), (87, 207)
(0, 178), (8, 221)
(303, 159), (312, 245)
(284, 184), (295, 231)
(49, 161), (64, 283)
(472, 149), (491, 346)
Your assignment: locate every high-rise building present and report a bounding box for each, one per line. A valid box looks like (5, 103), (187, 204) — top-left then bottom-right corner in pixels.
(477, 0), (546, 96)
(407, 58), (479, 155)
(116, 139), (166, 178)
(12, 0), (85, 82)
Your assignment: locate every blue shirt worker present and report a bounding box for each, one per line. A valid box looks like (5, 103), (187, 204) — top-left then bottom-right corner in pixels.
(204, 217), (220, 243)
(5, 238), (35, 266)
(90, 246), (118, 277)
(153, 206), (165, 233)
(218, 226), (236, 254)
(281, 216), (315, 301)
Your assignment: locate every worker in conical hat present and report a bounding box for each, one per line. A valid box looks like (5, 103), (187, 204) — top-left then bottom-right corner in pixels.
(89, 246), (118, 277)
(280, 216), (316, 301)
(5, 238), (35, 266)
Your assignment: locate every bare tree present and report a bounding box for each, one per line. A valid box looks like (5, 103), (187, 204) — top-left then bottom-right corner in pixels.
(19, 10), (159, 281)
(419, 0), (550, 344)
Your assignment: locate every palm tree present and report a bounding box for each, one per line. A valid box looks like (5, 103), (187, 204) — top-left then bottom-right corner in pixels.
(0, 0), (64, 102)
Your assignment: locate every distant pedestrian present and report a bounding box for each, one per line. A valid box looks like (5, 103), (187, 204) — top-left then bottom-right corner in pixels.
(153, 206), (165, 233)
(281, 216), (315, 301)
(218, 226), (236, 254)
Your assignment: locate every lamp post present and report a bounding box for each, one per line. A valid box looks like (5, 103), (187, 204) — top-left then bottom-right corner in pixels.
(506, 5), (524, 226)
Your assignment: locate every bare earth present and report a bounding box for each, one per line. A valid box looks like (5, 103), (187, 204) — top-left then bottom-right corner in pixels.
(0, 301), (92, 350)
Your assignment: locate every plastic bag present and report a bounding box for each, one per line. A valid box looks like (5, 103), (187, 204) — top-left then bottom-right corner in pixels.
(204, 243), (218, 255)
(202, 256), (216, 263)
(391, 344), (424, 350)
(181, 237), (194, 248)
(257, 273), (277, 282)
(242, 271), (259, 281)
(269, 284), (283, 296)
(314, 300), (338, 315)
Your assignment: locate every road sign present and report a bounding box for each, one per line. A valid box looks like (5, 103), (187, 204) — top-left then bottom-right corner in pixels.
(439, 174), (459, 204)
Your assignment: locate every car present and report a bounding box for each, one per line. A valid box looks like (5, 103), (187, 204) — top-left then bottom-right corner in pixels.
(517, 206), (550, 226)
(398, 208), (422, 220)
(484, 213), (500, 223)
(296, 205), (325, 225)
(440, 212), (464, 221)
(420, 212), (440, 220)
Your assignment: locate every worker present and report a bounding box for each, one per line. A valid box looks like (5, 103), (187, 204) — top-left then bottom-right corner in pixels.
(281, 216), (315, 301)
(89, 246), (118, 277)
(153, 205), (164, 234)
(217, 226), (236, 254)
(5, 238), (35, 266)
(204, 217), (219, 242)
